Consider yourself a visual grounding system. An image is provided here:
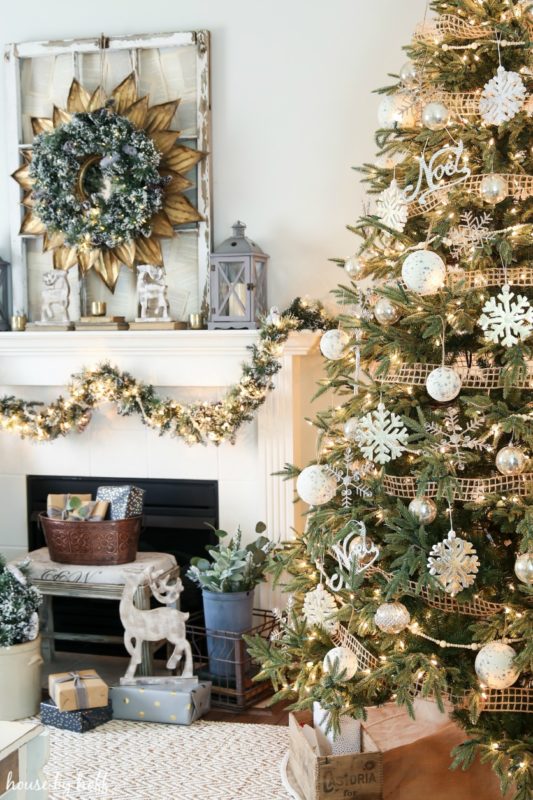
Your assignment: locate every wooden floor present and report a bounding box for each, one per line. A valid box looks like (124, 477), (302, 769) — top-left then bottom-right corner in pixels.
(204, 699), (289, 725)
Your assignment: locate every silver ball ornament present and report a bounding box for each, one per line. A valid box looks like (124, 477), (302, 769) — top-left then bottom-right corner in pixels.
(474, 642), (519, 690)
(322, 646), (359, 681)
(344, 255), (366, 279)
(409, 497), (437, 524)
(296, 465), (337, 506)
(514, 552), (533, 586)
(374, 601), (410, 634)
(495, 445), (527, 476)
(320, 329), (350, 360)
(401, 250), (446, 295)
(399, 61), (418, 87)
(426, 366), (462, 403)
(421, 101), (450, 131)
(343, 418), (359, 440)
(374, 297), (401, 325)
(480, 174), (508, 205)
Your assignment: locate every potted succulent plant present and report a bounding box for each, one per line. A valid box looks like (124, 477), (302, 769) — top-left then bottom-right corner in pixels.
(187, 523), (273, 677)
(0, 554), (42, 719)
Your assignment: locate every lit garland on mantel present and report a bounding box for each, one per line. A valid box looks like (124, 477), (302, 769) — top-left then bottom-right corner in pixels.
(0, 299), (334, 446)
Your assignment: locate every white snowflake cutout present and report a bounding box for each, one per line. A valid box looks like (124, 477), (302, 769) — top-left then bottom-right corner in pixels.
(354, 401), (409, 465)
(445, 211), (494, 259)
(375, 179), (408, 232)
(302, 584), (338, 632)
(478, 285), (533, 348)
(427, 531), (479, 596)
(479, 66), (527, 126)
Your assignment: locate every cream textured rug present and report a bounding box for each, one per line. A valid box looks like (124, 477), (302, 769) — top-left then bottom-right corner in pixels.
(44, 719), (291, 800)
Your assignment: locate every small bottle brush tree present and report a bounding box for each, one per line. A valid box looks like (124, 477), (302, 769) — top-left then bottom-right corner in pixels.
(248, 2), (533, 798)
(0, 555), (41, 647)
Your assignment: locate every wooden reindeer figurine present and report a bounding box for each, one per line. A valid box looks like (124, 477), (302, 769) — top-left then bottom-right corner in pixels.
(119, 567), (193, 680)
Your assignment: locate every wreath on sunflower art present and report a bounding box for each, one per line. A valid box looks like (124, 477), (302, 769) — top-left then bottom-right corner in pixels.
(13, 73), (206, 291)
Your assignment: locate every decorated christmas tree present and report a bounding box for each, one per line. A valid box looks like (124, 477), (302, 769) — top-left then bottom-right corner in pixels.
(248, 2), (533, 797)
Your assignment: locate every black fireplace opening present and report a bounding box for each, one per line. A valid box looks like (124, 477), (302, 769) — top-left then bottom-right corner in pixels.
(27, 475), (218, 657)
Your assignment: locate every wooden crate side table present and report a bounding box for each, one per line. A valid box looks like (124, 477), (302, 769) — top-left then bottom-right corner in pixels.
(25, 549), (179, 677)
(0, 721), (49, 800)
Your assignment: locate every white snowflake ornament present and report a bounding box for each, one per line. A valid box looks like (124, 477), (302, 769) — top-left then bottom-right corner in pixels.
(302, 584), (338, 632)
(427, 530), (479, 596)
(375, 179), (408, 232)
(354, 401), (409, 465)
(478, 285), (533, 348)
(479, 66), (527, 126)
(425, 407), (491, 470)
(445, 211), (494, 259)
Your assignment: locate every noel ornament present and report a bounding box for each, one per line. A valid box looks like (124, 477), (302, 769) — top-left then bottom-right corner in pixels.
(514, 552), (533, 585)
(409, 497), (437, 524)
(495, 445), (527, 476)
(479, 66), (527, 126)
(320, 329), (350, 360)
(344, 255), (366, 279)
(401, 250), (446, 295)
(475, 642), (519, 690)
(374, 601), (410, 634)
(421, 101), (450, 131)
(375, 179), (408, 232)
(427, 530), (479, 596)
(322, 646), (359, 681)
(296, 465), (338, 506)
(378, 93), (416, 128)
(480, 174), (508, 205)
(354, 401), (409, 465)
(374, 297), (401, 325)
(303, 584), (338, 632)
(479, 285), (533, 348)
(426, 366), (462, 403)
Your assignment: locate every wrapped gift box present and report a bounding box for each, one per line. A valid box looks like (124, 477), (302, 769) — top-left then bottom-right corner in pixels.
(96, 485), (145, 520)
(48, 669), (109, 712)
(111, 680), (211, 725)
(40, 698), (112, 733)
(47, 493), (92, 519)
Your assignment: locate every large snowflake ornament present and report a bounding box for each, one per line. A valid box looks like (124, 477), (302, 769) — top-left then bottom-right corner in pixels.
(354, 402), (409, 465)
(427, 531), (479, 596)
(425, 407), (491, 471)
(302, 584), (338, 632)
(326, 448), (373, 506)
(479, 66), (527, 125)
(445, 211), (494, 259)
(478, 285), (533, 348)
(375, 179), (408, 232)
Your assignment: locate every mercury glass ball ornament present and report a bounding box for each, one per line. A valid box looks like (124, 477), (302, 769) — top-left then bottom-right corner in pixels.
(374, 297), (401, 325)
(296, 465), (337, 506)
(320, 329), (350, 361)
(474, 642), (519, 690)
(322, 646), (359, 681)
(426, 366), (462, 403)
(374, 601), (411, 634)
(480, 174), (508, 205)
(344, 255), (366, 279)
(421, 101), (451, 131)
(495, 445), (527, 476)
(343, 418), (360, 440)
(401, 250), (446, 296)
(377, 93), (416, 129)
(399, 60), (418, 87)
(408, 497), (437, 524)
(514, 552), (533, 585)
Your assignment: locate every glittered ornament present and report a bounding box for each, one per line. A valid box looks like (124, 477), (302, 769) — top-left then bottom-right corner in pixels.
(378, 93), (416, 129)
(374, 297), (401, 325)
(480, 174), (508, 205)
(474, 642), (519, 690)
(495, 445), (527, 476)
(302, 584), (338, 632)
(401, 250), (446, 296)
(421, 101), (450, 131)
(296, 465), (338, 506)
(426, 366), (462, 403)
(374, 601), (410, 634)
(344, 255), (366, 279)
(343, 418), (360, 440)
(409, 497), (437, 524)
(399, 61), (418, 87)
(320, 329), (350, 361)
(322, 646), (359, 681)
(427, 530), (479, 596)
(514, 552), (533, 585)
(479, 66), (527, 126)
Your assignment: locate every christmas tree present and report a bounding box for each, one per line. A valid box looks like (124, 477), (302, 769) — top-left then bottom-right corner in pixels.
(248, 2), (533, 797)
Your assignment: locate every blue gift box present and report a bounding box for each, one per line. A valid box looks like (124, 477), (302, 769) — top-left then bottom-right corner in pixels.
(40, 698), (112, 732)
(111, 680), (211, 725)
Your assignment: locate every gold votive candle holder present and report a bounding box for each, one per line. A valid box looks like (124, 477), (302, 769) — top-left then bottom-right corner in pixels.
(90, 301), (107, 317)
(11, 314), (27, 331)
(189, 313), (205, 330)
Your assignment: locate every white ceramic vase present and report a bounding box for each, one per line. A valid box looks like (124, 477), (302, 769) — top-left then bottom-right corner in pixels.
(0, 635), (43, 720)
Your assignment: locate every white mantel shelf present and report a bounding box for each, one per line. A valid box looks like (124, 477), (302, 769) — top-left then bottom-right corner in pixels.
(0, 329), (320, 387)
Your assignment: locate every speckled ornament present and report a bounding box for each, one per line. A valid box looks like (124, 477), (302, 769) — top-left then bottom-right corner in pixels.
(514, 552), (533, 585)
(401, 250), (446, 296)
(426, 366), (462, 403)
(480, 174), (508, 205)
(474, 642), (519, 690)
(320, 329), (351, 361)
(378, 93), (416, 128)
(322, 646), (359, 681)
(374, 297), (401, 325)
(374, 601), (410, 634)
(495, 445), (527, 476)
(409, 497), (437, 524)
(296, 465), (337, 506)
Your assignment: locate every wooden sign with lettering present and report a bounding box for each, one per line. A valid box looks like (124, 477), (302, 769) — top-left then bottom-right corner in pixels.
(0, 750), (19, 797)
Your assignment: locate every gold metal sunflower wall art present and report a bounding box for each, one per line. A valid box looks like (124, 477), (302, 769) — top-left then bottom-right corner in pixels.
(12, 73), (206, 291)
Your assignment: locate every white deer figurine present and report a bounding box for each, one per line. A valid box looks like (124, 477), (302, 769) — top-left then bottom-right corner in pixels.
(119, 568), (193, 680)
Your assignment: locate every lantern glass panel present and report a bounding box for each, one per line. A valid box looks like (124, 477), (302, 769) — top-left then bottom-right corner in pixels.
(0, 264), (8, 329)
(254, 260), (267, 316)
(217, 261), (248, 318)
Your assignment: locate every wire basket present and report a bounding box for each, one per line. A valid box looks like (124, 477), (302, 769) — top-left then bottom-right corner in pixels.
(186, 609), (276, 711)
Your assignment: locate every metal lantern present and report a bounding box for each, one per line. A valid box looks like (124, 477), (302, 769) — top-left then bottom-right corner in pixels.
(208, 221), (269, 329)
(0, 258), (10, 332)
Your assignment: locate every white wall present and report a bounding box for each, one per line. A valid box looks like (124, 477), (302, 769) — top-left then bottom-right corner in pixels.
(0, 0), (427, 309)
